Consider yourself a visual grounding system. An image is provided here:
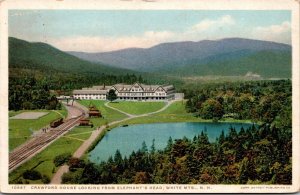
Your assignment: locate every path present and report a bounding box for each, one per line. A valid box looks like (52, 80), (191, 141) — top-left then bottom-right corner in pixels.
(65, 101), (89, 119)
(52, 110), (65, 118)
(50, 100), (176, 184)
(104, 100), (173, 118)
(104, 102), (136, 117)
(62, 135), (85, 142)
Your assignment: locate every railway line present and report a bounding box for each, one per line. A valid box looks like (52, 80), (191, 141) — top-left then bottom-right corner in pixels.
(9, 103), (86, 172)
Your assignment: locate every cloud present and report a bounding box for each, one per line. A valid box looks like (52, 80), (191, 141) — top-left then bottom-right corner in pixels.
(47, 15), (290, 52)
(189, 15), (235, 33)
(252, 21), (291, 44)
(50, 30), (176, 52)
(49, 15), (236, 52)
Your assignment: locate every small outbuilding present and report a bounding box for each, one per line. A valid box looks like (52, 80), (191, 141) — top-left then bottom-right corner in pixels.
(79, 118), (93, 127)
(88, 106), (101, 118)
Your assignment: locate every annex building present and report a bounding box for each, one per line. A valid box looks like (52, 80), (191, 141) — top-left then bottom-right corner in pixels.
(72, 83), (176, 101)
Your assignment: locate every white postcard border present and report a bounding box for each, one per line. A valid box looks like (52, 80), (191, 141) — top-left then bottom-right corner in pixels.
(0, 0), (299, 193)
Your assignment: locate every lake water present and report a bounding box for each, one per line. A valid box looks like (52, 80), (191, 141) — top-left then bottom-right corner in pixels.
(89, 122), (254, 163)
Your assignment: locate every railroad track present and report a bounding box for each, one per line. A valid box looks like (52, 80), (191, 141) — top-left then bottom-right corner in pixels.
(9, 105), (86, 172)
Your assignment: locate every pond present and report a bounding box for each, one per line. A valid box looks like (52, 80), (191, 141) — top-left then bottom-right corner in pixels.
(89, 122), (255, 163)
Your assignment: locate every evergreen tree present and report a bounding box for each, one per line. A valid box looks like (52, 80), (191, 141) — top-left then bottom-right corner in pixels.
(107, 89), (117, 102)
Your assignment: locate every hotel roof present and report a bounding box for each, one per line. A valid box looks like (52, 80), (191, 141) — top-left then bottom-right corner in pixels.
(73, 83), (175, 94)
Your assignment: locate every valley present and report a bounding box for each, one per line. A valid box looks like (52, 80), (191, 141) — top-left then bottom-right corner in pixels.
(8, 36), (292, 185)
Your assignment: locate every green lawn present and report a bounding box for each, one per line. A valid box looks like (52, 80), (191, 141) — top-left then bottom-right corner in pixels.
(108, 101), (166, 115)
(77, 100), (127, 127)
(65, 126), (94, 140)
(9, 109), (67, 151)
(109, 100), (252, 127)
(9, 110), (24, 117)
(55, 105), (68, 118)
(9, 125), (94, 184)
(9, 100), (126, 184)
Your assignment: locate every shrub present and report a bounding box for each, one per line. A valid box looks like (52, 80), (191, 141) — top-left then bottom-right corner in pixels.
(61, 171), (81, 184)
(16, 178), (24, 184)
(41, 175), (50, 184)
(212, 117), (219, 123)
(22, 170), (42, 180)
(62, 172), (74, 184)
(53, 153), (72, 167)
(68, 157), (85, 169)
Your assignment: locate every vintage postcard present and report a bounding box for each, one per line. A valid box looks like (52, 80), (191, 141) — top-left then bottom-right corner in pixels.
(0, 0), (299, 193)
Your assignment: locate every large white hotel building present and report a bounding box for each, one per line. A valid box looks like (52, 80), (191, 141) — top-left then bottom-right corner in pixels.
(72, 83), (178, 101)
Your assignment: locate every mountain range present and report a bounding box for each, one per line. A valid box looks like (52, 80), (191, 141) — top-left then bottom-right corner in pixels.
(69, 38), (291, 78)
(9, 37), (136, 76)
(9, 37), (291, 79)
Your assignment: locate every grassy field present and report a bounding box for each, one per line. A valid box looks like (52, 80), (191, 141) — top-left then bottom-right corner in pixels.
(9, 126), (94, 184)
(9, 109), (67, 151)
(54, 105), (68, 118)
(9, 100), (126, 184)
(109, 100), (252, 128)
(108, 101), (166, 115)
(64, 126), (94, 140)
(77, 100), (127, 127)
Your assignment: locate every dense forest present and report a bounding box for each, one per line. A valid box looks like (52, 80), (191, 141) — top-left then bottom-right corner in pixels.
(9, 76), (61, 111)
(61, 124), (291, 184)
(59, 80), (291, 185)
(9, 68), (146, 110)
(184, 80), (291, 128)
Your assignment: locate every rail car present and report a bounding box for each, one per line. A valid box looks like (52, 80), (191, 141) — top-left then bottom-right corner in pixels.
(50, 117), (64, 128)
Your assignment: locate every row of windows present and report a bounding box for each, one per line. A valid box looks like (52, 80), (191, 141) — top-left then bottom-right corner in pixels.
(74, 94), (106, 97)
(118, 93), (166, 96)
(120, 97), (166, 100)
(76, 97), (106, 100)
(74, 93), (169, 97)
(131, 88), (143, 92)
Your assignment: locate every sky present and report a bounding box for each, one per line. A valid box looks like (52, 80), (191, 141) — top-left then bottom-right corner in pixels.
(9, 10), (291, 52)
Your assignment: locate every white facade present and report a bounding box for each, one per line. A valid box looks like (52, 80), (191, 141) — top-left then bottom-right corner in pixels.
(72, 83), (176, 101)
(72, 90), (107, 100)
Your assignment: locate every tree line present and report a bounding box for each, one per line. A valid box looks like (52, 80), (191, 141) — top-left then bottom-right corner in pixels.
(9, 76), (60, 110)
(9, 70), (146, 110)
(61, 124), (291, 184)
(184, 80), (291, 128)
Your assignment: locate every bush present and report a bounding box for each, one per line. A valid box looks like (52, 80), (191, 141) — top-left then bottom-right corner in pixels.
(41, 175), (50, 184)
(53, 153), (72, 167)
(61, 171), (82, 184)
(68, 157), (85, 169)
(212, 117), (219, 123)
(16, 178), (24, 184)
(23, 170), (42, 180)
(62, 172), (74, 184)
(22, 101), (35, 110)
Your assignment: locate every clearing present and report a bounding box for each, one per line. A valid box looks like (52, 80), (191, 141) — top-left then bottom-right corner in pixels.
(10, 112), (49, 119)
